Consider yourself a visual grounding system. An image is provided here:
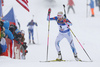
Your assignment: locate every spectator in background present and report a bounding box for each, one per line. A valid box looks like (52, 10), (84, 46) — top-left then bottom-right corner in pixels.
(98, 0), (100, 11)
(3, 21), (14, 40)
(95, 0), (98, 6)
(67, 0), (75, 14)
(88, 0), (95, 17)
(20, 30), (28, 60)
(9, 24), (17, 34)
(0, 20), (8, 56)
(0, 37), (8, 56)
(3, 21), (14, 58)
(21, 30), (25, 42)
(14, 29), (22, 44)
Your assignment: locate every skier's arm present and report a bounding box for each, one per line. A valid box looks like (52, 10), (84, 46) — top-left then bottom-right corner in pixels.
(34, 22), (38, 26)
(50, 17), (57, 20)
(63, 19), (72, 26)
(66, 19), (72, 26)
(47, 16), (57, 21)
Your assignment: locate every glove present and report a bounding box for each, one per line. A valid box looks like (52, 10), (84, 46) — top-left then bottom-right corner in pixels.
(64, 14), (66, 18)
(21, 42), (24, 45)
(63, 19), (67, 22)
(36, 23), (38, 26)
(47, 16), (49, 21)
(25, 50), (28, 53)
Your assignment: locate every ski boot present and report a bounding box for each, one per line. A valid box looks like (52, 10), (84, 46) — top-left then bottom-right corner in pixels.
(56, 51), (62, 61)
(91, 15), (94, 17)
(74, 55), (81, 61)
(33, 40), (35, 44)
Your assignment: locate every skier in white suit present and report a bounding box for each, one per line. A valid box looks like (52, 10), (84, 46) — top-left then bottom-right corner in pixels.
(47, 11), (81, 61)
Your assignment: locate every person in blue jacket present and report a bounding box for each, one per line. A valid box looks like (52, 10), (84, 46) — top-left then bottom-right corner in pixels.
(47, 11), (81, 61)
(88, 0), (95, 17)
(3, 21), (14, 58)
(27, 20), (38, 44)
(3, 21), (14, 40)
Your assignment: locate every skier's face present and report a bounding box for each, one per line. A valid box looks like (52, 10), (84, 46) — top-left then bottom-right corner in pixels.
(58, 17), (63, 21)
(31, 20), (33, 22)
(21, 33), (24, 36)
(57, 14), (63, 21)
(57, 14), (63, 18)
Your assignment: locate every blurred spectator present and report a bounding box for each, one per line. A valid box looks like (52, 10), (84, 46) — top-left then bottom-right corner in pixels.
(21, 30), (25, 42)
(0, 38), (8, 56)
(0, 20), (8, 56)
(67, 0), (75, 14)
(9, 24), (17, 34)
(3, 21), (14, 58)
(95, 0), (98, 6)
(88, 0), (95, 17)
(98, 0), (100, 11)
(20, 30), (28, 60)
(3, 21), (14, 40)
(14, 29), (22, 44)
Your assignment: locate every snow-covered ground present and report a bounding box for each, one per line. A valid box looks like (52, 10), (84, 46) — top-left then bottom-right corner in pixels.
(1, 0), (100, 67)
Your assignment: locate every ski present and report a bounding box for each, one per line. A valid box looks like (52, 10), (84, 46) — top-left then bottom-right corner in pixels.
(80, 60), (93, 62)
(40, 60), (92, 62)
(66, 60), (92, 62)
(48, 60), (66, 62)
(40, 60), (66, 62)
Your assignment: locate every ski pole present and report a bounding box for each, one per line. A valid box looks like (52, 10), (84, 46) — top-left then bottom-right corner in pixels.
(46, 8), (51, 61)
(86, 0), (88, 17)
(63, 4), (92, 61)
(36, 24), (39, 44)
(32, 15), (39, 44)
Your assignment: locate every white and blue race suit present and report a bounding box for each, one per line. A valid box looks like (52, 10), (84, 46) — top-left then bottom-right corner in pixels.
(27, 21), (38, 41)
(49, 16), (77, 55)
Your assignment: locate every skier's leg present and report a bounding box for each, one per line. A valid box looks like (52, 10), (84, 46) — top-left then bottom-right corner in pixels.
(55, 33), (64, 60)
(55, 33), (64, 52)
(28, 29), (31, 43)
(64, 32), (77, 55)
(64, 32), (81, 61)
(32, 30), (35, 44)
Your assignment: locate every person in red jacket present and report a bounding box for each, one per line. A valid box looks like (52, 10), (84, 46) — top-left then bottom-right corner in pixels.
(67, 0), (75, 14)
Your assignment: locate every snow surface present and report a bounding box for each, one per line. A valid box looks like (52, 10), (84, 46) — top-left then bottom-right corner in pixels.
(1, 0), (100, 67)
